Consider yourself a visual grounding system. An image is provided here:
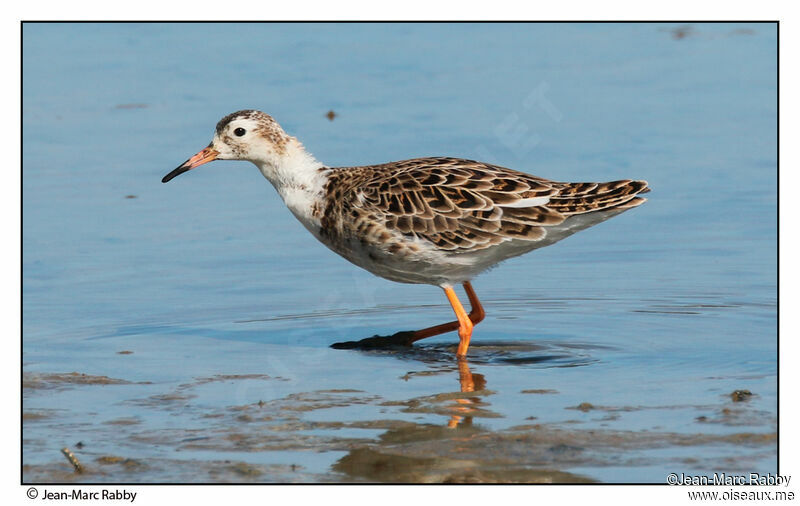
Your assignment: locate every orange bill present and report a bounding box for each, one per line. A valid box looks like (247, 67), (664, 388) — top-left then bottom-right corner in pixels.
(162, 147), (219, 183)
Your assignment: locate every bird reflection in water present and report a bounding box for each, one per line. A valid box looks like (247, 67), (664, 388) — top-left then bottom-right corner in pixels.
(447, 359), (487, 429)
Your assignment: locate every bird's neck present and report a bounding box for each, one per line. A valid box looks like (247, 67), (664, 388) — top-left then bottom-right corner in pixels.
(256, 137), (327, 225)
(256, 137), (325, 191)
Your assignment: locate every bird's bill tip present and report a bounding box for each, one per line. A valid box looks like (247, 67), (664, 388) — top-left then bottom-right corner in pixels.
(162, 147), (219, 183)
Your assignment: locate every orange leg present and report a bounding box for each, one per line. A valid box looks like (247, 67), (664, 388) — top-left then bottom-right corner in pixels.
(331, 282), (485, 354)
(446, 285), (473, 357)
(408, 281), (485, 349)
(463, 281), (485, 325)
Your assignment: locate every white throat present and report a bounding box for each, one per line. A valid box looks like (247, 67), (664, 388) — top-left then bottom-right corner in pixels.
(255, 138), (327, 228)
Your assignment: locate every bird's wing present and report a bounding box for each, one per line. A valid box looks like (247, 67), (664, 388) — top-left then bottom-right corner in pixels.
(324, 157), (649, 253)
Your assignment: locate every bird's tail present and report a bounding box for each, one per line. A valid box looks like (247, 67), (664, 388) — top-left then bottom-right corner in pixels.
(546, 180), (650, 215)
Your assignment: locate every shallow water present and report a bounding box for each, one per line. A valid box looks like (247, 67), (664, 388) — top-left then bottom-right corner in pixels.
(22, 22), (776, 483)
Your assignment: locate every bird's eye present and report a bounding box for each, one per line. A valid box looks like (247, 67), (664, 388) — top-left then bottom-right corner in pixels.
(234, 127), (246, 137)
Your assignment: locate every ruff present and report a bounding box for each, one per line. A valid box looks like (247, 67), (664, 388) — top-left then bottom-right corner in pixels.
(163, 110), (650, 357)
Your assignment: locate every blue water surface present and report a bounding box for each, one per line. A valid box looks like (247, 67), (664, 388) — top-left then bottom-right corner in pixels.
(22, 22), (777, 483)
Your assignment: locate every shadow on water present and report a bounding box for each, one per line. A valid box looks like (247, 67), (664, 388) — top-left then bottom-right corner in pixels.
(94, 317), (605, 370)
(333, 337), (604, 369)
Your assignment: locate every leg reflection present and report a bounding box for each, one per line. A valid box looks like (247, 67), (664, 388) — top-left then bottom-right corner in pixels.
(447, 358), (487, 428)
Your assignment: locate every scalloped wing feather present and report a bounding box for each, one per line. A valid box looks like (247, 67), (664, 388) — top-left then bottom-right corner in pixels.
(319, 157), (649, 256)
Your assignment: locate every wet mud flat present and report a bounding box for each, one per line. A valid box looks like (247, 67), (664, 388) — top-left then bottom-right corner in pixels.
(22, 343), (776, 483)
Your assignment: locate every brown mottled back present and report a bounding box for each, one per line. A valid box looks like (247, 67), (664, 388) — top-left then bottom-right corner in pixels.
(319, 157), (649, 254)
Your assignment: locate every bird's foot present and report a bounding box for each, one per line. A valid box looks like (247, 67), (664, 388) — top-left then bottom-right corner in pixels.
(330, 330), (417, 350)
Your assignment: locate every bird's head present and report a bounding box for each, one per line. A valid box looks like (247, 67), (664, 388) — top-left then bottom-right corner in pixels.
(162, 110), (294, 183)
